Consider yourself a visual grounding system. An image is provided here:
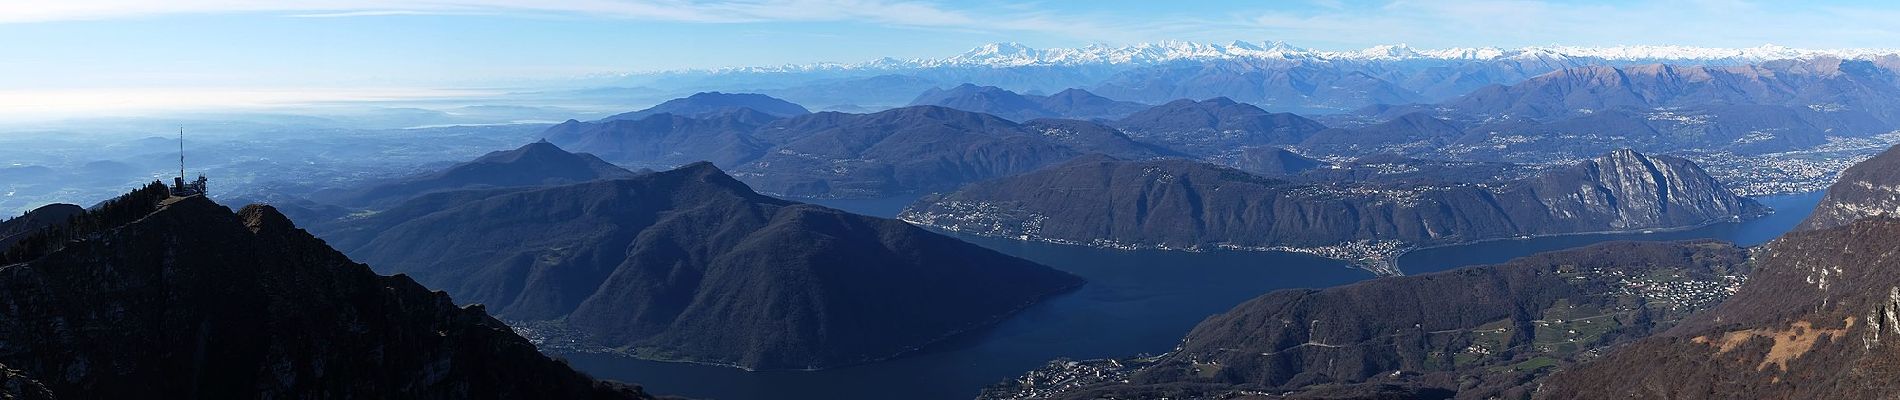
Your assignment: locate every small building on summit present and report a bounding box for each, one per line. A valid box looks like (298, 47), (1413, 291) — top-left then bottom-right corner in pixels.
(168, 128), (207, 198)
(171, 174), (207, 197)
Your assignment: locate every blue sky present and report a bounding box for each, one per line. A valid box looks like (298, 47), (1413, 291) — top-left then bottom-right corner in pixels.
(2, 0), (1899, 115)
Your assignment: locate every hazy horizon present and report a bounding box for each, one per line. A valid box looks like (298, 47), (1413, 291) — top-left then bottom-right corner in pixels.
(6, 0), (1900, 120)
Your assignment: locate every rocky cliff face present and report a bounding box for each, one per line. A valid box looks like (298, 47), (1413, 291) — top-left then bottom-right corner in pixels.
(0, 190), (657, 399)
(1798, 145), (1900, 231)
(901, 150), (1763, 274)
(1538, 144), (1900, 399)
(981, 240), (1751, 400)
(1540, 217), (1900, 399)
(1527, 149), (1764, 231)
(0, 362), (54, 400)
(319, 162), (1082, 370)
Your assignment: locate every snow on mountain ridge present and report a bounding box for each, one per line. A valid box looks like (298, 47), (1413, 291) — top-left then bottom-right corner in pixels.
(687, 41), (1900, 75)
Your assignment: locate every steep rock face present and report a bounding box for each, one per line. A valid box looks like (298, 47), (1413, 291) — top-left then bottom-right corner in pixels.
(901, 150), (1762, 271)
(1113, 98), (1329, 156)
(319, 163), (1082, 370)
(0, 204), (82, 251)
(1540, 218), (1900, 399)
(0, 363), (54, 400)
(0, 191), (655, 399)
(601, 91), (810, 121)
(1798, 144), (1900, 231)
(908, 84), (1146, 121)
(1541, 147), (1900, 399)
(313, 141), (637, 209)
(1525, 149), (1762, 231)
(984, 241), (1751, 400)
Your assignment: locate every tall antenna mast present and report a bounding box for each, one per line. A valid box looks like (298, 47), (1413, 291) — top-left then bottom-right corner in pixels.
(178, 127), (185, 181)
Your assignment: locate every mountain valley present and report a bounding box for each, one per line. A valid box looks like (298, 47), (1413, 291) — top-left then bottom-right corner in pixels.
(11, 30), (1900, 400)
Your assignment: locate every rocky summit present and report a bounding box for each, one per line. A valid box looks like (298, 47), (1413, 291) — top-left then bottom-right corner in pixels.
(1798, 144), (1900, 231)
(0, 184), (658, 399)
(1538, 144), (1900, 399)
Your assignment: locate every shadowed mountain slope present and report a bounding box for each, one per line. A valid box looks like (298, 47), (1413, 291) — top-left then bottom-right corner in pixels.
(602, 91), (810, 121)
(318, 162), (1082, 370)
(312, 141), (637, 209)
(1112, 98), (1329, 157)
(903, 149), (1762, 273)
(546, 105), (1147, 198)
(908, 84), (1146, 121)
(0, 203), (82, 252)
(0, 188), (660, 399)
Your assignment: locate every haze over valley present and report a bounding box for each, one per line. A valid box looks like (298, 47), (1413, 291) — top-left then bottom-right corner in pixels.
(8, 2), (1900, 399)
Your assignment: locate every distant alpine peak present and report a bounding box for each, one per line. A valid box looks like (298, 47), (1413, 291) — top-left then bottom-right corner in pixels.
(696, 41), (1900, 74)
(945, 41), (1898, 65)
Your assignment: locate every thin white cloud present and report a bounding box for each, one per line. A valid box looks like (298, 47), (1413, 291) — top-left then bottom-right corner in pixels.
(1, 1), (1040, 31)
(0, 0), (1169, 43)
(0, 0), (744, 24)
(289, 10), (481, 18)
(0, 87), (502, 122)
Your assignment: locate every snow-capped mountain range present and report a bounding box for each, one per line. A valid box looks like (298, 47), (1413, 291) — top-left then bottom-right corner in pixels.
(699, 40), (1900, 74)
(605, 40), (1900, 115)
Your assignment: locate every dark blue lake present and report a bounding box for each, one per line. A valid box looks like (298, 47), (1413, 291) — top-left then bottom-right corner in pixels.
(565, 192), (1824, 400)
